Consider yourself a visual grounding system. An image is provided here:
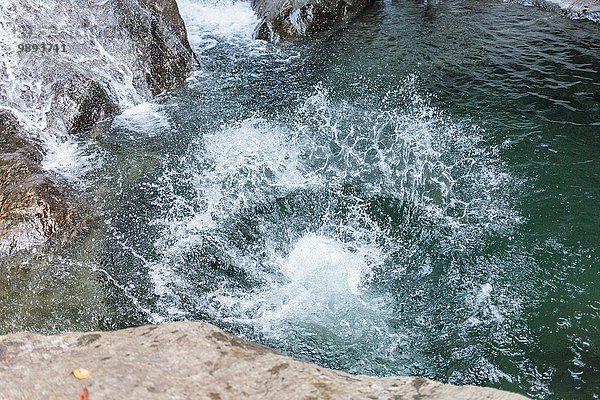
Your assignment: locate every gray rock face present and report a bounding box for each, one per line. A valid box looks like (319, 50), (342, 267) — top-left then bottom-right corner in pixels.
(50, 75), (120, 134)
(114, 0), (198, 97)
(0, 321), (530, 400)
(252, 0), (375, 42)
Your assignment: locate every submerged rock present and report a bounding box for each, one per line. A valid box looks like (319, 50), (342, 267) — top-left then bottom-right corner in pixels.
(252, 0), (375, 42)
(0, 111), (74, 256)
(0, 321), (530, 399)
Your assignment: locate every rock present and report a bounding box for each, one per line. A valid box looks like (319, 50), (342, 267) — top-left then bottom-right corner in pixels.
(0, 0), (197, 252)
(50, 74), (120, 134)
(0, 111), (74, 256)
(0, 0), (198, 133)
(0, 321), (530, 400)
(253, 0), (375, 42)
(113, 0), (198, 97)
(515, 0), (600, 22)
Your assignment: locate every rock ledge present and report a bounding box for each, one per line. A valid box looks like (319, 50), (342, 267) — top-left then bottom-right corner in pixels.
(0, 321), (530, 399)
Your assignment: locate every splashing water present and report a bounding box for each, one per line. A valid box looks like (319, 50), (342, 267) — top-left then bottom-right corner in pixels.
(3, 1), (597, 399)
(177, 0), (259, 50)
(137, 81), (526, 379)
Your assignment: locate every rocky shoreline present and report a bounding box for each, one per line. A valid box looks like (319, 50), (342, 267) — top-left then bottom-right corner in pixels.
(0, 321), (530, 400)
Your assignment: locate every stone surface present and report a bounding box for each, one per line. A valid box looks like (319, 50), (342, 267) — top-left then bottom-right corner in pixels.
(0, 0), (197, 253)
(50, 74), (119, 134)
(0, 0), (198, 133)
(0, 110), (74, 256)
(0, 321), (530, 400)
(253, 0), (375, 41)
(515, 0), (600, 22)
(114, 0), (198, 97)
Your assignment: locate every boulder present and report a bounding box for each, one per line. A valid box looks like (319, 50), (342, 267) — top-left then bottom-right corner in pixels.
(113, 0), (198, 97)
(0, 0), (197, 133)
(515, 0), (600, 22)
(0, 321), (530, 400)
(0, 111), (74, 256)
(50, 75), (120, 134)
(253, 0), (375, 42)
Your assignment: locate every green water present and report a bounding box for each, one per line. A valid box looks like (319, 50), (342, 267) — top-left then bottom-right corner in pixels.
(0, 1), (598, 399)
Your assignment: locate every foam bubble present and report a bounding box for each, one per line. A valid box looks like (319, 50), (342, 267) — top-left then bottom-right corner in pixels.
(253, 232), (382, 326)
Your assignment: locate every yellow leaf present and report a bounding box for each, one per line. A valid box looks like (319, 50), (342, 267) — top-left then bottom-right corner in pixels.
(72, 368), (92, 380)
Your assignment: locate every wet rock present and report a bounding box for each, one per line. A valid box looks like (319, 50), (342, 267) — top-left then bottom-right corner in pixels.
(51, 75), (119, 133)
(0, 0), (197, 252)
(253, 0), (375, 42)
(514, 0), (600, 22)
(0, 0), (198, 133)
(114, 0), (198, 96)
(0, 321), (530, 400)
(0, 111), (74, 256)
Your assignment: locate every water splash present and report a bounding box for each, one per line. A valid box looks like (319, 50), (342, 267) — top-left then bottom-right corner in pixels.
(40, 134), (103, 186)
(177, 0), (260, 51)
(112, 101), (171, 137)
(141, 80), (526, 377)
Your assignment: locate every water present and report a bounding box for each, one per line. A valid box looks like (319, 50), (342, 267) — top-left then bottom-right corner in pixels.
(1, 0), (598, 399)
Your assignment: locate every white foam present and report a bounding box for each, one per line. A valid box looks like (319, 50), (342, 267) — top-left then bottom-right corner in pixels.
(41, 133), (102, 184)
(148, 81), (524, 327)
(284, 234), (370, 295)
(154, 117), (319, 236)
(255, 233), (381, 325)
(149, 117), (323, 309)
(112, 102), (170, 135)
(295, 82), (523, 239)
(177, 0), (260, 50)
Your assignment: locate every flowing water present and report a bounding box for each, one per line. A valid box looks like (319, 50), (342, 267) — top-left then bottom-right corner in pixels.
(1, 0), (599, 399)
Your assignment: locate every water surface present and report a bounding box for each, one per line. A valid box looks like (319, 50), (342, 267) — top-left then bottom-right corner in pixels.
(1, 1), (598, 399)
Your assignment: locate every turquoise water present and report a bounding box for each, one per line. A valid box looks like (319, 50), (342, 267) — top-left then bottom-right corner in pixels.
(1, 1), (597, 399)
